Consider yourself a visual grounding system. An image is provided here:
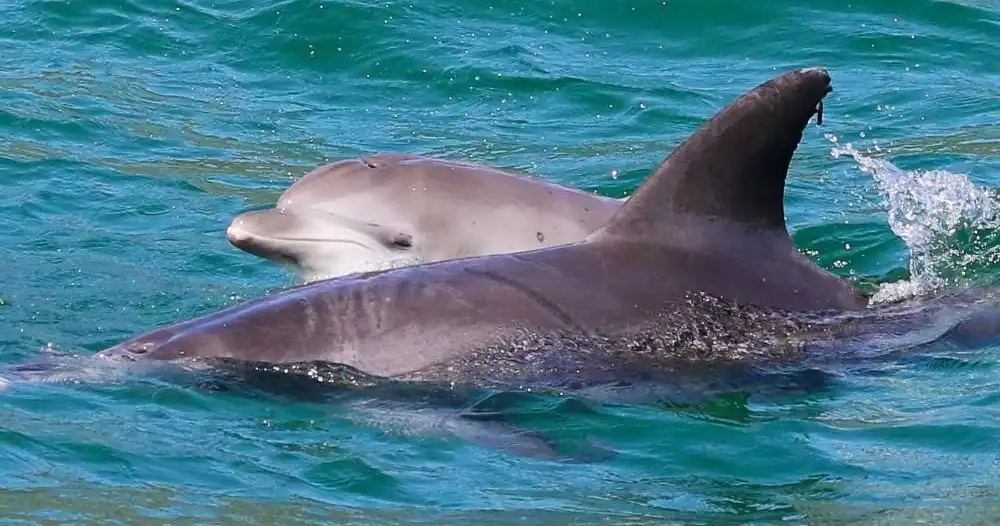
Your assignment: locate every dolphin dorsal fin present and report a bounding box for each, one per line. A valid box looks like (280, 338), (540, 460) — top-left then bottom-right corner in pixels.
(591, 68), (832, 245)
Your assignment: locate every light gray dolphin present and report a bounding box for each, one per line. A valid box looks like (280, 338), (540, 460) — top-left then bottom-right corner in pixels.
(97, 68), (868, 386)
(226, 155), (622, 282)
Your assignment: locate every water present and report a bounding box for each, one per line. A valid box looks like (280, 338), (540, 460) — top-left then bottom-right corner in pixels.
(2, 0), (1000, 522)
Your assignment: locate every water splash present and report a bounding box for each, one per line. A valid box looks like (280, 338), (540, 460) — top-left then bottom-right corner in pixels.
(827, 134), (1000, 304)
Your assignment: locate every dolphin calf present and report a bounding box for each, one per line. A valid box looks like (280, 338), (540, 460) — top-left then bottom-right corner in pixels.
(226, 154), (622, 282)
(96, 67), (869, 388)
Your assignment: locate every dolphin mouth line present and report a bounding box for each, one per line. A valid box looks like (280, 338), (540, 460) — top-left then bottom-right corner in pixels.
(229, 226), (384, 253)
(254, 237), (383, 256)
(253, 236), (380, 248)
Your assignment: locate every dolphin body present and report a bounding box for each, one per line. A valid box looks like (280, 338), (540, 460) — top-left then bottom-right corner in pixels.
(96, 68), (869, 387)
(226, 154), (622, 282)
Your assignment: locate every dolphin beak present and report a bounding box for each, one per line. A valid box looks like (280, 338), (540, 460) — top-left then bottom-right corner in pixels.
(226, 215), (260, 252)
(226, 209), (298, 263)
(226, 218), (256, 251)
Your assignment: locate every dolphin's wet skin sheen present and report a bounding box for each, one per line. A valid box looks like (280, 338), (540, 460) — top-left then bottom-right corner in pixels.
(7, 68), (1000, 457)
(94, 69), (865, 373)
(226, 154), (622, 283)
(51, 67), (1000, 379)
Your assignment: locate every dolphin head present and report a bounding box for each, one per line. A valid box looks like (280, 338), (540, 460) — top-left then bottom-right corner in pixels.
(226, 157), (429, 282)
(226, 207), (421, 282)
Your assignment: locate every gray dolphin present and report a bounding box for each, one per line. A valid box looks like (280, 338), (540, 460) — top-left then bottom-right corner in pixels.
(226, 155), (622, 282)
(96, 68), (868, 385)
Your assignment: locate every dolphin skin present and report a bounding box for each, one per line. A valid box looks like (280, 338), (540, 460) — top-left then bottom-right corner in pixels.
(226, 154), (622, 282)
(96, 68), (868, 388)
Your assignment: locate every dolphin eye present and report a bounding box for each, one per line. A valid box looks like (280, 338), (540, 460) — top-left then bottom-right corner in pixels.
(390, 233), (413, 249)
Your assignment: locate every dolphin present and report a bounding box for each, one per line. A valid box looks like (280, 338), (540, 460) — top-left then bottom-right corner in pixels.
(95, 67), (869, 388)
(226, 154), (622, 282)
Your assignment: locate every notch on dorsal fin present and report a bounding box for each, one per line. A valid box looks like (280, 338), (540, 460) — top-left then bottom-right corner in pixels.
(591, 68), (832, 244)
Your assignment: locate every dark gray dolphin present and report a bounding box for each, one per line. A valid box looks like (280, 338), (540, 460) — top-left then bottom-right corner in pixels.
(226, 155), (622, 283)
(95, 68), (868, 384)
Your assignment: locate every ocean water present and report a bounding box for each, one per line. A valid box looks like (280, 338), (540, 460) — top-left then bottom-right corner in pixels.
(2, 0), (1000, 523)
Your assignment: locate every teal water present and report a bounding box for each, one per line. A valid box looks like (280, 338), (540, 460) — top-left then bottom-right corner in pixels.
(2, 0), (1000, 523)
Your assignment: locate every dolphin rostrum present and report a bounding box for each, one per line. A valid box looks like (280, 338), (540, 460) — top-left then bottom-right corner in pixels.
(226, 154), (622, 282)
(96, 68), (868, 386)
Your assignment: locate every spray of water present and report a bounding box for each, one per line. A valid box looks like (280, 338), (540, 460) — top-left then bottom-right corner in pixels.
(827, 134), (1000, 304)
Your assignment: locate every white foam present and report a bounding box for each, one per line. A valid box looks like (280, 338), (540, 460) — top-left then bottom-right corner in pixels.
(828, 134), (1000, 304)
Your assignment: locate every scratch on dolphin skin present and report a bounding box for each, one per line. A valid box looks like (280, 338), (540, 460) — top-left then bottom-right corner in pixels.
(460, 267), (584, 333)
